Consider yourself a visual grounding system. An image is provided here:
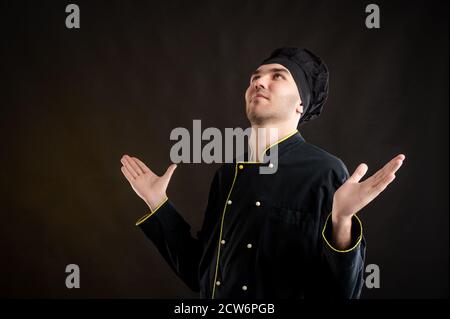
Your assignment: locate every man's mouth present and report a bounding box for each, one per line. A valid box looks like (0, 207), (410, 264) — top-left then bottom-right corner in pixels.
(253, 93), (269, 100)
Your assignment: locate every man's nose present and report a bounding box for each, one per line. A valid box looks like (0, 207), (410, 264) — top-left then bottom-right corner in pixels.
(254, 78), (266, 90)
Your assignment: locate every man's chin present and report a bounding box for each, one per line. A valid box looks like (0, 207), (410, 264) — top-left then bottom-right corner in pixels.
(246, 111), (275, 126)
(251, 98), (270, 106)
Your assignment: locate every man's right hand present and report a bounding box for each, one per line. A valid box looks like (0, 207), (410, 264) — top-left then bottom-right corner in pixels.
(120, 155), (177, 211)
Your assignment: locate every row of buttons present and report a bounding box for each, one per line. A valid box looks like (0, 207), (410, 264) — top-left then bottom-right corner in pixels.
(227, 200), (261, 206)
(220, 239), (253, 249)
(215, 280), (248, 291)
(213, 163), (265, 296)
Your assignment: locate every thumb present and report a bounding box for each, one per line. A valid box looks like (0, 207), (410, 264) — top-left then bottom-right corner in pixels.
(162, 163), (177, 182)
(348, 163), (368, 183)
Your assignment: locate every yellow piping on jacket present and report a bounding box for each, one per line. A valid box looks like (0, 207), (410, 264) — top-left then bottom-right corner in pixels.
(210, 129), (299, 298)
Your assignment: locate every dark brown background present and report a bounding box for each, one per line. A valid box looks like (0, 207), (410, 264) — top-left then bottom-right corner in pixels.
(0, 0), (448, 298)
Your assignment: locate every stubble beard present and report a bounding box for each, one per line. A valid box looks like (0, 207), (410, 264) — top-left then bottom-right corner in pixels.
(246, 103), (278, 126)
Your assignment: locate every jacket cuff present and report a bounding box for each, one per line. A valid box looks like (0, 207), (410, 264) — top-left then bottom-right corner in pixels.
(135, 197), (169, 226)
(322, 212), (363, 253)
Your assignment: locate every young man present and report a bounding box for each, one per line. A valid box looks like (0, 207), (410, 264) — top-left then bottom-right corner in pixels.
(120, 47), (405, 299)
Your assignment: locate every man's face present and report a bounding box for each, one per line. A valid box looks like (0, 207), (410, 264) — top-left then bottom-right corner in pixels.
(245, 63), (302, 126)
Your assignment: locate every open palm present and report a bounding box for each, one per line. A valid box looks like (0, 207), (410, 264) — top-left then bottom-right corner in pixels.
(120, 155), (177, 210)
(333, 154), (405, 220)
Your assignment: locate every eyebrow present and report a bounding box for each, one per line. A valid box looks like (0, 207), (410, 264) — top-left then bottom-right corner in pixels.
(251, 68), (290, 77)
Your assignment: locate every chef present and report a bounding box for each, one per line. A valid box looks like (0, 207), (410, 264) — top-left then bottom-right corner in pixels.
(120, 47), (405, 299)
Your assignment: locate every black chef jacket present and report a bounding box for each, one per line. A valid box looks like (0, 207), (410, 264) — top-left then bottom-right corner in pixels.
(135, 130), (366, 299)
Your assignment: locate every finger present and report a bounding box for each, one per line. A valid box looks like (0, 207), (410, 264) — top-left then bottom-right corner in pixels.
(348, 163), (368, 183)
(133, 157), (151, 174)
(387, 154), (405, 170)
(125, 155), (144, 176)
(380, 156), (405, 179)
(371, 171), (384, 185)
(373, 173), (396, 192)
(364, 167), (383, 185)
(390, 157), (405, 175)
(121, 165), (135, 182)
(364, 174), (396, 203)
(373, 154), (405, 183)
(373, 160), (403, 189)
(368, 164), (390, 185)
(121, 155), (138, 178)
(163, 164), (177, 182)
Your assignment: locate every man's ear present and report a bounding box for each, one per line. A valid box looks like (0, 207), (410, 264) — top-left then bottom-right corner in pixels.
(296, 102), (303, 115)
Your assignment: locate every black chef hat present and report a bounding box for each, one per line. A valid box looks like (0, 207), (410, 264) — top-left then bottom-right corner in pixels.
(260, 47), (329, 124)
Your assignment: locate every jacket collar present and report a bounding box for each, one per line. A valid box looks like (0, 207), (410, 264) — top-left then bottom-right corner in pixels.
(237, 129), (305, 163)
(262, 129), (305, 161)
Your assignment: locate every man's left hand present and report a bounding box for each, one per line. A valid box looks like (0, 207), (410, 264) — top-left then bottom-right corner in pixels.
(332, 154), (406, 223)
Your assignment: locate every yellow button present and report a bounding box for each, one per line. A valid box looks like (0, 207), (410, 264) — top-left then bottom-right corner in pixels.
(255, 201), (261, 207)
(227, 200), (232, 205)
(242, 285), (248, 291)
(247, 243), (252, 249)
(216, 281), (221, 286)
(221, 240), (226, 245)
(238, 164), (244, 169)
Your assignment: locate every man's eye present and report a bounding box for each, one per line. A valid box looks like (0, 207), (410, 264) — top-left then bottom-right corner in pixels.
(274, 73), (284, 79)
(251, 76), (259, 82)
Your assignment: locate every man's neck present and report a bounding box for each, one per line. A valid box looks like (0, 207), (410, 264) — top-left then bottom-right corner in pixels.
(248, 124), (298, 162)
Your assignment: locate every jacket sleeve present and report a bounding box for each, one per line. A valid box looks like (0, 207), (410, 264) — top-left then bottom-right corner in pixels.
(317, 159), (366, 299)
(134, 170), (221, 292)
